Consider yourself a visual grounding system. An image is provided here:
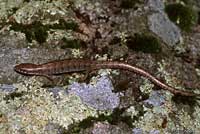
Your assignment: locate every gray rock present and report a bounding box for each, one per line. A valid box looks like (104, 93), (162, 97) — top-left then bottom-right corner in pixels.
(68, 76), (120, 110)
(132, 128), (143, 134)
(0, 84), (16, 92)
(80, 122), (132, 134)
(144, 90), (166, 107)
(48, 87), (65, 98)
(150, 130), (160, 134)
(132, 128), (160, 134)
(0, 34), (69, 83)
(148, 12), (182, 46)
(147, 0), (164, 12)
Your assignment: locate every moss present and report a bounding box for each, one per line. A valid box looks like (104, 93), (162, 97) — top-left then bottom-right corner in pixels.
(10, 21), (48, 43)
(34, 24), (49, 43)
(3, 92), (25, 101)
(172, 95), (197, 111)
(120, 0), (141, 9)
(66, 108), (138, 133)
(51, 19), (78, 31)
(179, 0), (194, 5)
(10, 19), (78, 44)
(126, 33), (162, 53)
(60, 38), (83, 49)
(165, 3), (198, 32)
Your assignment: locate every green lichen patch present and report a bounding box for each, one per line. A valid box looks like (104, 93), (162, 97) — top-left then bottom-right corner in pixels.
(126, 34), (162, 53)
(165, 3), (198, 32)
(10, 19), (78, 43)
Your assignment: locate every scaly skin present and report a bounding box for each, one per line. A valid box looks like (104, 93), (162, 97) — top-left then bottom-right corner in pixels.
(14, 59), (199, 97)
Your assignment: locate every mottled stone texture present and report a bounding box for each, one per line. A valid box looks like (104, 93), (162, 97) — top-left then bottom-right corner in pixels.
(148, 12), (181, 46)
(68, 76), (120, 110)
(147, 0), (182, 46)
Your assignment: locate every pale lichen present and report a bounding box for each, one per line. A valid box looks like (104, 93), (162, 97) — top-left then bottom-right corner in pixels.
(123, 106), (139, 119)
(71, 48), (84, 58)
(195, 68), (200, 77)
(132, 97), (173, 133)
(157, 59), (200, 94)
(157, 60), (182, 91)
(0, 0), (23, 21)
(126, 59), (200, 133)
(125, 59), (200, 133)
(46, 29), (74, 43)
(139, 78), (155, 94)
(51, 92), (98, 129)
(117, 31), (128, 46)
(0, 78), (99, 133)
(94, 54), (120, 76)
(172, 37), (186, 54)
(13, 1), (71, 24)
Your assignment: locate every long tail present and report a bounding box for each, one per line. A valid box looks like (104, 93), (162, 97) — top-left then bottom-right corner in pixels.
(94, 61), (198, 97)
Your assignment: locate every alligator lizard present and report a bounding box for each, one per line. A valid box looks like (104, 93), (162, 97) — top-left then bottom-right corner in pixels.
(14, 59), (199, 97)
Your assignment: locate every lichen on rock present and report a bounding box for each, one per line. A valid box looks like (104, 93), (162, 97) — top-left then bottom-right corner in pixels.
(0, 78), (98, 133)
